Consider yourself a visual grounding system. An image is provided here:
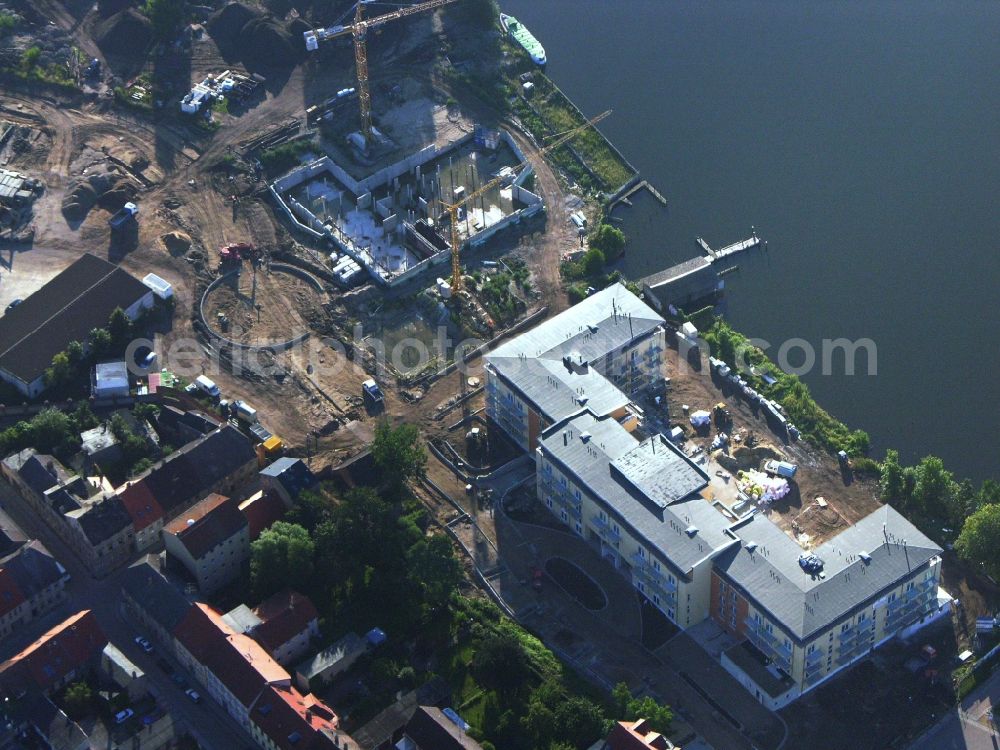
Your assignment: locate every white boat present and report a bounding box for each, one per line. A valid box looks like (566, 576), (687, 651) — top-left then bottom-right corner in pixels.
(500, 12), (546, 65)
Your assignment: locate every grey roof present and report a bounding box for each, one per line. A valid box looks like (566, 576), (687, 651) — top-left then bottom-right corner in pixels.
(2, 542), (67, 598)
(486, 355), (631, 424)
(119, 560), (192, 633)
(259, 457), (316, 501)
(0, 254), (151, 386)
(538, 411), (732, 577)
(488, 282), (663, 364)
(641, 255), (713, 288)
(11, 452), (72, 495)
(714, 505), (942, 641)
(80, 426), (120, 456)
(222, 604), (261, 634)
(295, 632), (365, 678)
(68, 496), (131, 545)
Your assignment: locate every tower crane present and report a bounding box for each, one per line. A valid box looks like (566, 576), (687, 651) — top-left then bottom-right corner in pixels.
(440, 110), (612, 292)
(303, 0), (462, 144)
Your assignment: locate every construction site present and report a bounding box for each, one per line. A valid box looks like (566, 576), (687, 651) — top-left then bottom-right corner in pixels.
(270, 123), (542, 287)
(0, 1), (975, 747)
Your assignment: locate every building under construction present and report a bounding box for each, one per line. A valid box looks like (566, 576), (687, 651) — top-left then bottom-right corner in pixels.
(269, 125), (544, 287)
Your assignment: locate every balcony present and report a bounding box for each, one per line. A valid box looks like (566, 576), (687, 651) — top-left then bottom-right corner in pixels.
(590, 514), (621, 542)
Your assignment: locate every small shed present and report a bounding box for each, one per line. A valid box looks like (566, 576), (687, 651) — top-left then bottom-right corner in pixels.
(93, 361), (129, 399)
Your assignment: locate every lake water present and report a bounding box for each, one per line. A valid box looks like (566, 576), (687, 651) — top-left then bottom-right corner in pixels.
(501, 0), (1000, 482)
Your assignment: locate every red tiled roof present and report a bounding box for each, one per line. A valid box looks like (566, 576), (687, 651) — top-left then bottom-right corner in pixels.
(118, 480), (165, 532)
(239, 490), (286, 540)
(252, 591), (318, 654)
(173, 603), (290, 708)
(164, 493), (247, 560)
(0, 568), (26, 618)
(251, 684), (351, 750)
(0, 610), (106, 693)
(606, 719), (673, 750)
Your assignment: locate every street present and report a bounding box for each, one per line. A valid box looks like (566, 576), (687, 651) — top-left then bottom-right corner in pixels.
(0, 480), (255, 750)
(910, 669), (1000, 750)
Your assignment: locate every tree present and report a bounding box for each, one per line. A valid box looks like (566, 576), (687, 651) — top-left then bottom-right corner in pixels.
(251, 522), (315, 599)
(63, 681), (92, 719)
(144, 0), (184, 40)
(20, 46), (40, 70)
(880, 449), (906, 504)
(88, 327), (111, 355)
(371, 422), (426, 496)
(472, 630), (530, 696)
(107, 307), (132, 346)
(581, 246), (605, 278)
(912, 455), (955, 522)
(624, 695), (673, 733)
(406, 534), (462, 609)
(589, 223), (626, 257)
(30, 409), (74, 454)
(66, 340), (85, 366)
(612, 681), (632, 718)
(956, 504), (1000, 579)
(45, 351), (73, 387)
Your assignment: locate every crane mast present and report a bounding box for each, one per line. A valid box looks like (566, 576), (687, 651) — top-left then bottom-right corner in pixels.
(442, 110), (613, 292)
(304, 0), (461, 144)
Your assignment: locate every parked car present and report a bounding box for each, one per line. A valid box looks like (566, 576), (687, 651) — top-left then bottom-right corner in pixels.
(185, 689), (201, 703)
(134, 636), (153, 653)
(172, 673), (186, 687)
(5, 299), (22, 313)
(115, 709), (134, 724)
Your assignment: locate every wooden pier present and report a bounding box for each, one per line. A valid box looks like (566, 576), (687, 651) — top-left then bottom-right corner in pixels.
(697, 230), (763, 261)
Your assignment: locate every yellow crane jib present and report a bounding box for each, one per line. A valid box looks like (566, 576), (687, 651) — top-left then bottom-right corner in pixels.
(303, 0), (462, 142)
(441, 110), (612, 293)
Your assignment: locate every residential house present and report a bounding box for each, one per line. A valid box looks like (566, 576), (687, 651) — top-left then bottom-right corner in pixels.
(80, 424), (122, 467)
(100, 643), (147, 702)
(240, 490), (287, 540)
(63, 495), (134, 577)
(259, 458), (317, 508)
(0, 253), (154, 398)
(536, 411), (728, 628)
(224, 591), (320, 666)
(119, 559), (193, 651)
(484, 282), (664, 451)
(154, 406), (221, 447)
(249, 684), (359, 750)
(294, 633), (366, 692)
(163, 493), (250, 594)
(115, 425), (257, 519)
(711, 506), (943, 709)
(394, 706), (483, 750)
(603, 718), (676, 750)
(0, 610), (107, 696)
(0, 541), (69, 640)
(118, 480), (166, 552)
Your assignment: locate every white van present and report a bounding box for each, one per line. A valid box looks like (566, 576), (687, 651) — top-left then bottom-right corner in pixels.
(194, 375), (220, 398)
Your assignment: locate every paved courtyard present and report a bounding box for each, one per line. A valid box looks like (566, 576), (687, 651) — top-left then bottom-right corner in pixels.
(910, 669), (1000, 750)
(491, 503), (787, 750)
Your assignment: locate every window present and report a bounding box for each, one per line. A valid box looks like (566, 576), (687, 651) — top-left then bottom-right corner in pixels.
(637, 547), (646, 559)
(599, 510), (607, 522)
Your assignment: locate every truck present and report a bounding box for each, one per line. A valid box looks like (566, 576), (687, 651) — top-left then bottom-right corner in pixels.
(764, 459), (798, 479)
(362, 378), (384, 406)
(219, 242), (254, 263)
(232, 400), (258, 424)
(193, 375), (220, 399)
(108, 202), (138, 229)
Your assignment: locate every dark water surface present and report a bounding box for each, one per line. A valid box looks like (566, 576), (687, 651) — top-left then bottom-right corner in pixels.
(501, 0), (1000, 482)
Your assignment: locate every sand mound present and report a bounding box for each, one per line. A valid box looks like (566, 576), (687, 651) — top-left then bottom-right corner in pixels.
(239, 16), (298, 67)
(96, 9), (153, 59)
(206, 2), (261, 50)
(61, 168), (133, 222)
(161, 231), (192, 255)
